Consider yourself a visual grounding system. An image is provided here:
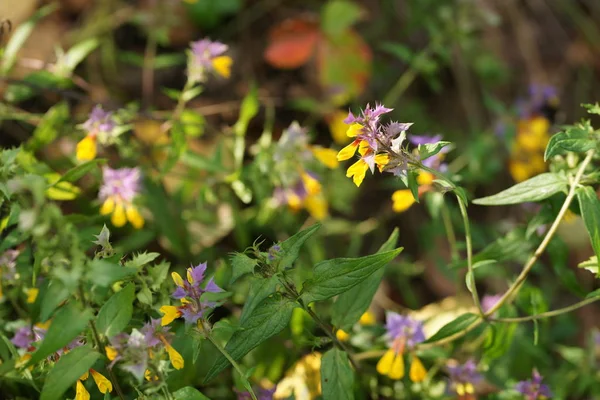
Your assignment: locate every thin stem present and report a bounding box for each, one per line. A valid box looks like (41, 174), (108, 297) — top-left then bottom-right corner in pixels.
(484, 149), (595, 317)
(383, 47), (432, 106)
(457, 195), (481, 314)
(492, 296), (600, 323)
(440, 202), (459, 262)
(201, 321), (258, 400)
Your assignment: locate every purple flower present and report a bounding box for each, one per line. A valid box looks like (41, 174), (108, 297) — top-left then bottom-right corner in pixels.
(188, 38), (232, 82)
(119, 329), (150, 381)
(236, 386), (276, 400)
(11, 325), (46, 349)
(517, 85), (559, 119)
(409, 134), (443, 146)
(446, 359), (482, 397)
(385, 312), (425, 349)
(481, 294), (503, 315)
(515, 369), (552, 399)
(99, 167), (141, 205)
(141, 319), (172, 348)
(82, 105), (116, 135)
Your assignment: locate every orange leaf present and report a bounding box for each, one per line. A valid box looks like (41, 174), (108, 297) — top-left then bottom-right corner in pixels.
(264, 17), (321, 69)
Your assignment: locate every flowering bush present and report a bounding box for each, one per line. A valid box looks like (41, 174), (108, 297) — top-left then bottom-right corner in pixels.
(2, 2), (600, 400)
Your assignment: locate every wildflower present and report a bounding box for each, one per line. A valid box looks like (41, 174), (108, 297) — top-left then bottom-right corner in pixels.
(446, 359), (482, 399)
(141, 319), (184, 370)
(76, 106), (117, 161)
(188, 39), (233, 83)
(391, 171), (436, 213)
(275, 353), (322, 399)
(376, 313), (426, 381)
(160, 262), (223, 326)
(481, 294), (502, 315)
(359, 311), (376, 326)
(11, 325), (46, 350)
(515, 369), (552, 399)
(76, 369), (112, 399)
(99, 167), (144, 228)
(106, 330), (150, 381)
(336, 329), (349, 342)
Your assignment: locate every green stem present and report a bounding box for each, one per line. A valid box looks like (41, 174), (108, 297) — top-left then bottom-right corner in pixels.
(383, 47), (432, 106)
(201, 321), (258, 400)
(492, 296), (600, 323)
(457, 194), (481, 314)
(484, 149), (595, 317)
(440, 202), (459, 262)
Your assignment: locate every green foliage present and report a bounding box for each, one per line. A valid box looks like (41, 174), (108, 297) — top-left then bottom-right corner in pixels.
(473, 173), (568, 205)
(96, 283), (135, 337)
(321, 348), (355, 400)
(576, 186), (600, 271)
(39, 345), (99, 400)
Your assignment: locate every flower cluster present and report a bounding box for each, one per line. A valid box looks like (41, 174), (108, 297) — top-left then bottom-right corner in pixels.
(508, 85), (559, 182)
(446, 359), (482, 398)
(515, 370), (552, 400)
(376, 312), (427, 382)
(188, 38), (233, 83)
(99, 166), (144, 228)
(105, 319), (183, 383)
(271, 122), (338, 220)
(160, 262), (223, 326)
(76, 106), (117, 161)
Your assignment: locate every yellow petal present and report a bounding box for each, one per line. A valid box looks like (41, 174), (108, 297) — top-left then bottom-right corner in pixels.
(464, 382), (475, 394)
(126, 206), (144, 229)
(75, 380), (91, 400)
(392, 190), (416, 213)
(311, 146), (339, 169)
(358, 140), (370, 157)
(91, 369), (113, 393)
(376, 349), (396, 376)
(287, 193), (302, 211)
(359, 311), (376, 326)
(100, 197), (115, 216)
(80, 371), (89, 381)
(76, 135), (97, 161)
(145, 369), (159, 381)
(409, 355), (427, 382)
(335, 329), (349, 342)
(105, 346), (118, 361)
(26, 288), (38, 304)
(374, 154), (390, 172)
(171, 272), (184, 287)
(327, 111), (352, 144)
(417, 171), (435, 186)
(304, 195), (328, 221)
(166, 344), (184, 370)
(346, 160), (368, 187)
(388, 352), (405, 380)
(159, 305), (181, 326)
(111, 202), (127, 227)
(212, 56), (232, 78)
(187, 268), (193, 284)
(346, 123), (363, 137)
(337, 141), (359, 161)
(301, 173), (321, 196)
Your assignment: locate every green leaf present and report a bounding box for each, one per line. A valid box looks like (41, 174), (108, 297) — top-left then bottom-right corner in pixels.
(278, 223), (321, 270)
(39, 280), (70, 321)
(96, 283), (135, 337)
(576, 186), (600, 272)
(29, 303), (92, 365)
(234, 84), (259, 137)
(472, 173), (568, 206)
(300, 248), (403, 304)
(39, 345), (99, 400)
(56, 159), (104, 184)
(239, 276), (280, 324)
(26, 102), (68, 151)
(229, 253), (258, 284)
(86, 260), (137, 287)
(61, 39), (99, 74)
(425, 313), (480, 343)
(124, 252), (160, 268)
(332, 229), (399, 329)
(578, 256), (599, 275)
(407, 170), (419, 202)
(173, 387), (211, 400)
(321, 1), (363, 38)
(544, 123), (596, 160)
(583, 102), (600, 115)
(204, 295), (296, 382)
(418, 141), (451, 161)
(321, 348), (355, 400)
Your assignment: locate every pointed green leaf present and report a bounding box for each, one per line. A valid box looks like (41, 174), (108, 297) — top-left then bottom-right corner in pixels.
(545, 123), (596, 160)
(39, 345), (99, 400)
(576, 186), (600, 272)
(229, 253), (258, 284)
(424, 313), (480, 343)
(240, 276), (280, 324)
(278, 223), (321, 270)
(56, 159), (104, 184)
(86, 260), (137, 287)
(173, 387), (211, 400)
(300, 247), (403, 304)
(96, 283), (135, 337)
(321, 348), (354, 400)
(473, 173), (567, 206)
(124, 252), (160, 268)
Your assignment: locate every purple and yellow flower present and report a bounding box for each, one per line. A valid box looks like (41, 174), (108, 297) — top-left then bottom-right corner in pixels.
(446, 359), (482, 400)
(76, 106), (117, 161)
(188, 38), (233, 82)
(159, 262), (223, 326)
(99, 167), (144, 229)
(515, 369), (552, 399)
(141, 319), (184, 370)
(376, 313), (427, 381)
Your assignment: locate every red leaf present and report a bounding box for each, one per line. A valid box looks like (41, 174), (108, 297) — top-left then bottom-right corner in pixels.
(264, 17), (321, 69)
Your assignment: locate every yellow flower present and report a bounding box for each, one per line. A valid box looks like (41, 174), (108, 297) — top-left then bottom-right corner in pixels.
(335, 329), (349, 342)
(166, 344), (184, 370)
(212, 55), (233, 78)
(75, 380), (90, 400)
(346, 159), (369, 187)
(456, 382), (475, 396)
(76, 135), (97, 161)
(304, 195), (328, 221)
(26, 288), (38, 304)
(160, 305), (182, 326)
(337, 140), (361, 161)
(126, 206), (144, 229)
(111, 202), (127, 227)
(90, 369), (113, 393)
(311, 146), (339, 168)
(274, 352), (322, 399)
(417, 171), (435, 186)
(346, 123), (363, 138)
(409, 355), (427, 382)
(327, 111), (352, 145)
(377, 348), (405, 379)
(301, 173), (321, 196)
(392, 189), (416, 213)
(105, 346), (118, 361)
(145, 369), (160, 381)
(359, 311), (376, 326)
